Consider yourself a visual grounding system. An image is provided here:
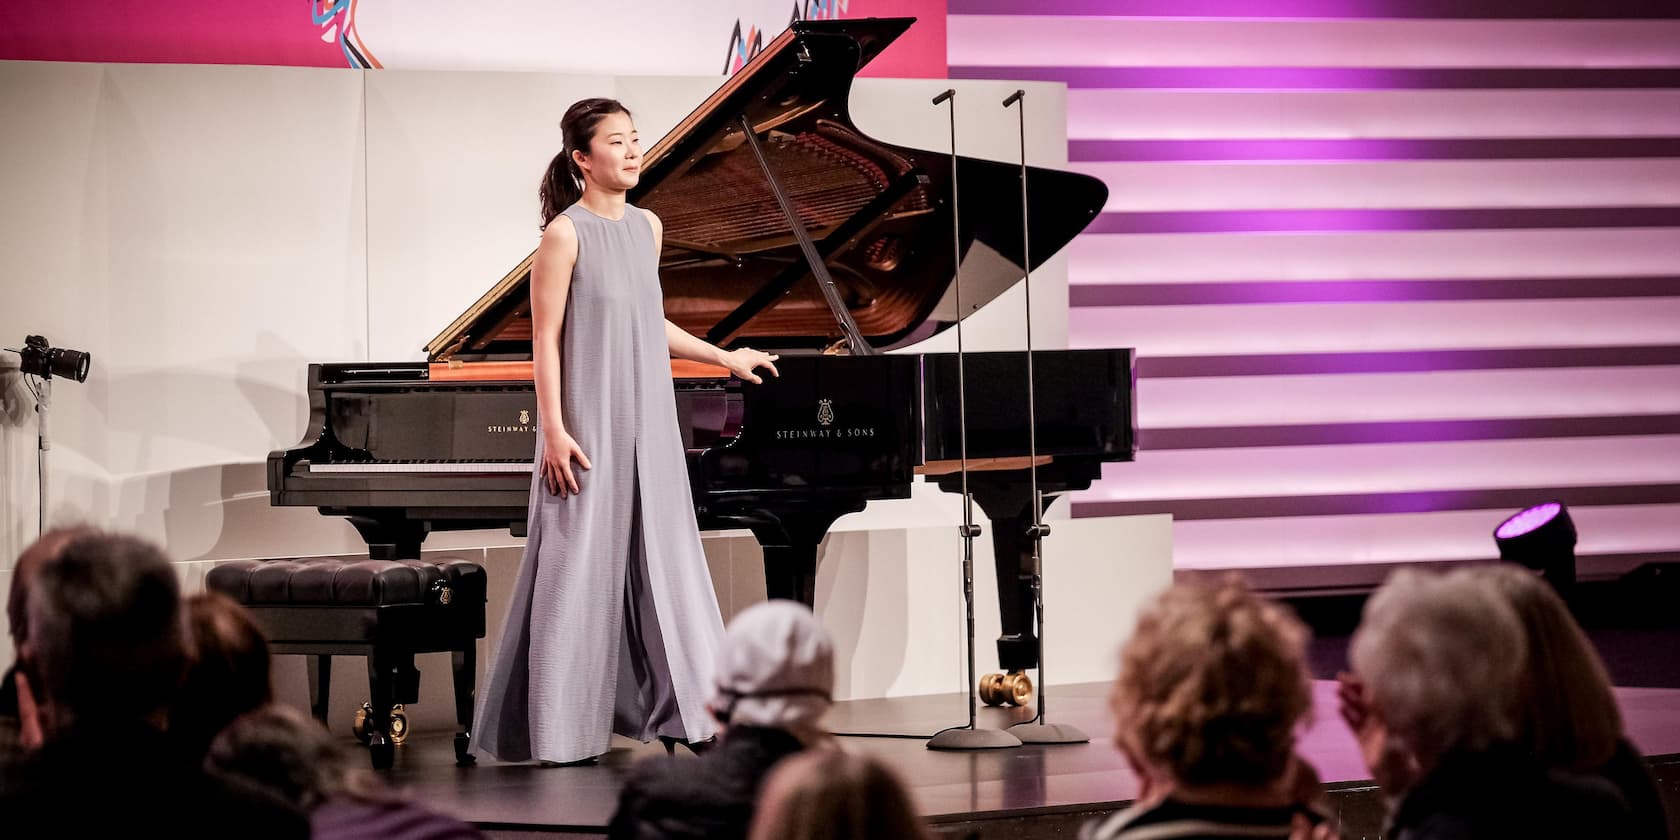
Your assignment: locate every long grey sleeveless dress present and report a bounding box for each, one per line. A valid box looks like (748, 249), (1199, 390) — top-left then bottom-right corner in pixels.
(474, 203), (724, 763)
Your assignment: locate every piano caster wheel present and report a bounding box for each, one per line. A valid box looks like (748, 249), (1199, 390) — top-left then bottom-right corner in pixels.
(1003, 671), (1033, 707)
(978, 672), (1034, 707)
(353, 702), (410, 746)
(371, 740), (395, 770)
(454, 732), (477, 767)
(390, 706), (410, 745)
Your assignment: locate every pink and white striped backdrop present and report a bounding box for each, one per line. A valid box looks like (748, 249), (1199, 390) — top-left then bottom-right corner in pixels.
(951, 1), (1680, 588)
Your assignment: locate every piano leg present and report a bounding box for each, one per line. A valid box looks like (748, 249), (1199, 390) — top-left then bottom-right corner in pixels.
(348, 515), (430, 560)
(962, 477), (1042, 675)
(935, 463), (1101, 681)
(745, 506), (862, 607)
(759, 539), (817, 607)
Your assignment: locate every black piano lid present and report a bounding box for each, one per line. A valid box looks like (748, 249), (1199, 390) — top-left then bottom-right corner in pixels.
(425, 17), (1107, 364)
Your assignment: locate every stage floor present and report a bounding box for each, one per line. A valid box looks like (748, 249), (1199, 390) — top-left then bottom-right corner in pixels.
(383, 680), (1680, 836)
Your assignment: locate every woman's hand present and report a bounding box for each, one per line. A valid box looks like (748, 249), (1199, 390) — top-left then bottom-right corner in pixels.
(720, 347), (780, 384)
(1283, 753), (1338, 840)
(541, 428), (591, 498)
(1336, 671), (1368, 733)
(15, 656), (44, 750)
(1289, 812), (1340, 840)
(1339, 670), (1418, 794)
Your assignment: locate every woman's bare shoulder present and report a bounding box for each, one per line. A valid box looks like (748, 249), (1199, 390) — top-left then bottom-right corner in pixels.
(539, 214), (579, 257)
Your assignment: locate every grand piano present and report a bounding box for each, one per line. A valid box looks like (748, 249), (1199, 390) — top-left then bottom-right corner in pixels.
(270, 17), (1135, 703)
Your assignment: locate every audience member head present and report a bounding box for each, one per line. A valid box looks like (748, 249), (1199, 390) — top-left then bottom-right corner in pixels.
(171, 591), (274, 760)
(22, 530), (187, 739)
(7, 526), (96, 649)
(747, 750), (929, 840)
(1350, 568), (1525, 776)
(205, 704), (386, 812)
(709, 601), (834, 740)
(1110, 577), (1313, 794)
(1469, 564), (1622, 772)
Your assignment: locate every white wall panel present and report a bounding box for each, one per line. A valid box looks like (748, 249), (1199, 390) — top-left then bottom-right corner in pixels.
(1071, 298), (1680, 355)
(0, 61), (106, 564)
(364, 70), (612, 360)
(1075, 159), (1680, 213)
(1140, 367), (1680, 428)
(1068, 228), (1680, 286)
(1068, 90), (1680, 140)
(1084, 435), (1680, 503)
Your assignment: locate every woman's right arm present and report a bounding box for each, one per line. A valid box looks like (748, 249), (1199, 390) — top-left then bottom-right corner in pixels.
(531, 217), (591, 497)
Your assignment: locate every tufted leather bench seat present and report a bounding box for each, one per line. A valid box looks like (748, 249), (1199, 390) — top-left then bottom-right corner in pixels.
(206, 557), (486, 769)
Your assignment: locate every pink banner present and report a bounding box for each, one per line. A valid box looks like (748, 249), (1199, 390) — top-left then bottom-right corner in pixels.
(846, 0), (948, 78)
(0, 0), (945, 77)
(0, 0), (347, 67)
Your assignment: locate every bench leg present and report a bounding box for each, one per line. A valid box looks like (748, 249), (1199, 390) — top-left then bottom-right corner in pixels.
(366, 652), (396, 770)
(306, 654), (332, 725)
(452, 644), (477, 766)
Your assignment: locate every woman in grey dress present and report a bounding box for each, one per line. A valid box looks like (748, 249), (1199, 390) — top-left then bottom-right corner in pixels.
(475, 98), (779, 765)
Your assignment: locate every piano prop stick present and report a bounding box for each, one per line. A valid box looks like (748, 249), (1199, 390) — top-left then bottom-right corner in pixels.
(1001, 90), (1089, 746)
(927, 89), (1024, 752)
(735, 114), (874, 358)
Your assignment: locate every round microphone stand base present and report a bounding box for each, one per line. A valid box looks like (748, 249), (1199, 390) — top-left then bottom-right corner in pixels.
(928, 725), (1024, 751)
(1010, 719), (1089, 745)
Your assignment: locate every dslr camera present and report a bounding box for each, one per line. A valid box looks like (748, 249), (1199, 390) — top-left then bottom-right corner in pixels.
(15, 335), (91, 382)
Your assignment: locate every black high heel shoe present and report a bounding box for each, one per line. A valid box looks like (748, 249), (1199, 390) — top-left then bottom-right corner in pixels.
(658, 735), (717, 756)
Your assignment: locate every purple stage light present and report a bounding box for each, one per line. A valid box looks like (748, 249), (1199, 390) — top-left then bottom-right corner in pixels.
(1495, 501), (1562, 539)
(1493, 500), (1577, 593)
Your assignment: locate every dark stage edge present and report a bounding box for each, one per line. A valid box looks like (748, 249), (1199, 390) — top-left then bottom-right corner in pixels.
(380, 681), (1680, 839)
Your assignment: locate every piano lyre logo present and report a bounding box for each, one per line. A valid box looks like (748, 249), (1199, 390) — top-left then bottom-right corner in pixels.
(817, 399), (835, 427)
(488, 408), (537, 434)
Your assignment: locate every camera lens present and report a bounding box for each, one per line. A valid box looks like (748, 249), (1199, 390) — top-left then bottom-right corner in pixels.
(50, 347), (91, 382)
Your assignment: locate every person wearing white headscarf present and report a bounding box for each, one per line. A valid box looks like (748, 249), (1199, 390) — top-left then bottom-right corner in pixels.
(607, 601), (835, 840)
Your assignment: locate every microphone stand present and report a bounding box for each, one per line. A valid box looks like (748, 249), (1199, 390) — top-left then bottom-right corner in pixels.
(1003, 89), (1088, 745)
(928, 87), (1022, 752)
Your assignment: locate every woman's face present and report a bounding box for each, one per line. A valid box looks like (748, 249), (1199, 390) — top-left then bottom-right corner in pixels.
(574, 111), (642, 193)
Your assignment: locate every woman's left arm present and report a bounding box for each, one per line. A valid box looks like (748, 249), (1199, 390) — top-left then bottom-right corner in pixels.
(645, 208), (780, 384)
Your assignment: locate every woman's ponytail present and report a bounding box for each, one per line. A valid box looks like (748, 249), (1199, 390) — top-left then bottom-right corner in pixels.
(538, 149), (581, 230)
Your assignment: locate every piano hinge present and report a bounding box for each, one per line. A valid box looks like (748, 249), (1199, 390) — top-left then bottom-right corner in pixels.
(437, 335), (469, 362)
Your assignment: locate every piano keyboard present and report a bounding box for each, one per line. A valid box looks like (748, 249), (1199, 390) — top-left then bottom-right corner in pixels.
(310, 461), (534, 474)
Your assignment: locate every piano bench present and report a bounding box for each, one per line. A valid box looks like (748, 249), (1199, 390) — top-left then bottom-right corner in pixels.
(204, 556), (487, 770)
